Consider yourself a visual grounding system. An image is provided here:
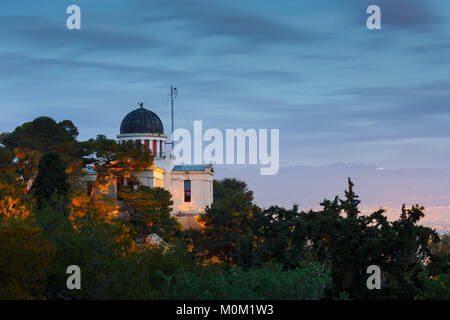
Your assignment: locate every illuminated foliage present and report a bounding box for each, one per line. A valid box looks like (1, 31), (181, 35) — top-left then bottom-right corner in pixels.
(79, 135), (154, 184)
(34, 204), (142, 299)
(0, 117), (80, 192)
(1, 116), (444, 300)
(70, 193), (118, 220)
(119, 185), (180, 241)
(0, 147), (31, 220)
(0, 224), (55, 299)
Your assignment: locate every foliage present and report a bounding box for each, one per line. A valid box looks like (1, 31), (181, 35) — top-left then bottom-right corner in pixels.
(1, 116), (447, 300)
(0, 117), (78, 152)
(79, 135), (154, 185)
(119, 185), (180, 240)
(0, 117), (80, 191)
(165, 263), (331, 300)
(193, 177), (441, 300)
(194, 178), (263, 268)
(417, 268), (450, 300)
(0, 147), (32, 220)
(31, 151), (70, 211)
(272, 185), (439, 299)
(428, 232), (450, 275)
(34, 203), (196, 299)
(212, 178), (254, 206)
(0, 223), (55, 299)
(70, 193), (118, 220)
(34, 204), (142, 299)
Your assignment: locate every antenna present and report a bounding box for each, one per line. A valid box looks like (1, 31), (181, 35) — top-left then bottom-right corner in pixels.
(170, 85), (178, 148)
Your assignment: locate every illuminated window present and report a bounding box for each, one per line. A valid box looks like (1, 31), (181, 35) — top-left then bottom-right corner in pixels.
(184, 180), (191, 202)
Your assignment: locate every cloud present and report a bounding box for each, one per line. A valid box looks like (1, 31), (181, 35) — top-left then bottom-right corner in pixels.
(135, 0), (320, 45)
(0, 15), (162, 54)
(0, 52), (190, 82)
(305, 81), (450, 143)
(347, 0), (440, 30)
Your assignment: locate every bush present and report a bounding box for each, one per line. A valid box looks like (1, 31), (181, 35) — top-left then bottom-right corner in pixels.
(0, 224), (55, 299)
(165, 263), (331, 300)
(417, 269), (450, 300)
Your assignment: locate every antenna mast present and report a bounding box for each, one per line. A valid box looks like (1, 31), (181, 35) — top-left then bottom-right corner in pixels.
(170, 85), (178, 148)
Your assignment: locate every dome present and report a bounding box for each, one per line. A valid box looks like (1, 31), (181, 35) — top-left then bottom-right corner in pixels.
(120, 106), (164, 135)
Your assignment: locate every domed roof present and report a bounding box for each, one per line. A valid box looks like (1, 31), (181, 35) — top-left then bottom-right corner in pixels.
(120, 105), (164, 135)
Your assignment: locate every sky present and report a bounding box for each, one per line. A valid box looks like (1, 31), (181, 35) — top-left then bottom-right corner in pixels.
(1, 0), (450, 171)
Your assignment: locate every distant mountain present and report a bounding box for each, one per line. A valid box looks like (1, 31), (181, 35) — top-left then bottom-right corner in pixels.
(214, 163), (450, 232)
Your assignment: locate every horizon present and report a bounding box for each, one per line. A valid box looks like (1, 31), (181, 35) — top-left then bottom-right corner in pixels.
(1, 0), (450, 232)
(1, 0), (450, 171)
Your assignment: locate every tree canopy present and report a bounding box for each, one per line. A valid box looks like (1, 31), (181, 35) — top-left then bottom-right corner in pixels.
(0, 116), (448, 300)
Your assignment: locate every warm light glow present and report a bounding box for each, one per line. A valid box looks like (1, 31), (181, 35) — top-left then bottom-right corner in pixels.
(194, 215), (206, 228)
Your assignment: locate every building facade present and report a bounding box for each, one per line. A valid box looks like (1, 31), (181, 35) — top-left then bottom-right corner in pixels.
(90, 104), (214, 229)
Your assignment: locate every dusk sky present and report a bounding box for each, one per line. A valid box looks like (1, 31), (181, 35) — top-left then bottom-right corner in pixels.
(1, 0), (450, 171)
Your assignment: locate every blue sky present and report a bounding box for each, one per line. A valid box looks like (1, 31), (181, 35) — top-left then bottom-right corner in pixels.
(1, 0), (450, 170)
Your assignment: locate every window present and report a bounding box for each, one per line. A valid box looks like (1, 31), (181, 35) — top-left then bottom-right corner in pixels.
(184, 180), (191, 202)
(153, 140), (157, 156)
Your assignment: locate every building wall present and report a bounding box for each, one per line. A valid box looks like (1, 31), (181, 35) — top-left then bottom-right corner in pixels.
(117, 133), (167, 158)
(135, 168), (165, 188)
(170, 172), (214, 215)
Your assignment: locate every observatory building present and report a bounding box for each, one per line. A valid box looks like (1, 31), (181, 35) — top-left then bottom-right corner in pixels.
(89, 102), (214, 229)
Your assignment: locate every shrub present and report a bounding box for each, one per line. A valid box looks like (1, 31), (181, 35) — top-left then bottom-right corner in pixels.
(417, 269), (450, 300)
(165, 263), (331, 300)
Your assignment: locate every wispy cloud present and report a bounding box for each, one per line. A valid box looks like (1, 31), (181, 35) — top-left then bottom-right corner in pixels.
(135, 0), (322, 45)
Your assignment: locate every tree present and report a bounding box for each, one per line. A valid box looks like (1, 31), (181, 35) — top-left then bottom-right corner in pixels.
(213, 178), (254, 208)
(0, 117), (80, 192)
(0, 224), (55, 299)
(79, 135), (154, 186)
(258, 205), (306, 269)
(428, 233), (450, 275)
(294, 179), (439, 299)
(193, 177), (441, 300)
(194, 178), (262, 268)
(0, 117), (78, 153)
(31, 151), (70, 212)
(119, 185), (180, 241)
(0, 147), (32, 220)
(166, 263), (331, 300)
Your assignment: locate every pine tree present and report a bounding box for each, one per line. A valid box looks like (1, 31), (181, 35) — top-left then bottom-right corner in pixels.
(31, 151), (69, 211)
